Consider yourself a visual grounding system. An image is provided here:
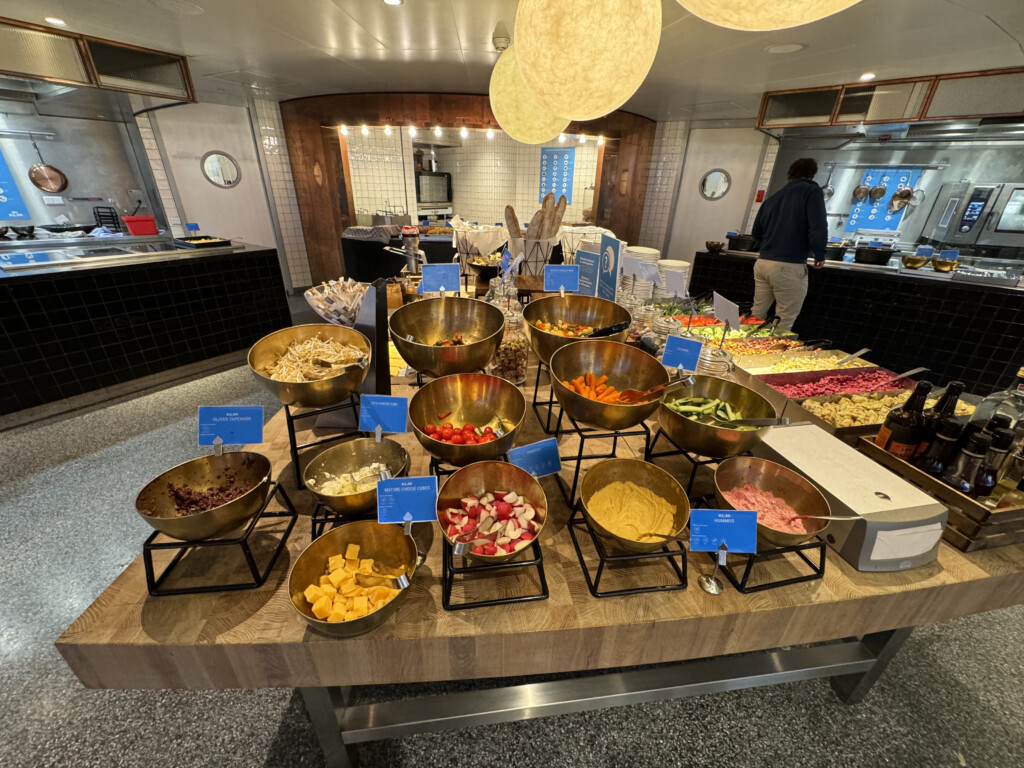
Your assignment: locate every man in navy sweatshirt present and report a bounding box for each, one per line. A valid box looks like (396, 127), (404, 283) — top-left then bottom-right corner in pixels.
(749, 157), (827, 331)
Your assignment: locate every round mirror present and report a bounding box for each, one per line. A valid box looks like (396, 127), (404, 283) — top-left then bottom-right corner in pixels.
(200, 151), (241, 188)
(699, 169), (731, 201)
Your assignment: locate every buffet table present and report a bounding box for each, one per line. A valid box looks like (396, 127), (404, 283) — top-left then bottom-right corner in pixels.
(57, 378), (1024, 768)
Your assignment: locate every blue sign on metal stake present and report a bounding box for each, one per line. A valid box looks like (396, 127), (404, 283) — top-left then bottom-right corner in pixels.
(508, 438), (561, 477)
(420, 263), (461, 293)
(358, 395), (408, 434)
(543, 264), (580, 292)
(689, 508), (758, 554)
(662, 335), (703, 371)
(198, 406), (264, 445)
(377, 476), (438, 524)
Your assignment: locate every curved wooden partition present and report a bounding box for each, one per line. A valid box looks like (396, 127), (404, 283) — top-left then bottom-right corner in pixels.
(279, 93), (655, 283)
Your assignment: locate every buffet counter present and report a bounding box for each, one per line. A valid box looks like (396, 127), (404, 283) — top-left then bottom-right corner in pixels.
(690, 249), (1024, 395)
(58, 387), (1024, 766)
(1, 242), (291, 416)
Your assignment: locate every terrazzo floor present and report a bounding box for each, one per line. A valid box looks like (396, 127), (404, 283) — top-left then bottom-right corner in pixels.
(2, 366), (1023, 768)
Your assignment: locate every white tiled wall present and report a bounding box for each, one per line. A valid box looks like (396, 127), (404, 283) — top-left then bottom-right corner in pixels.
(129, 95), (185, 238)
(345, 130), (418, 220)
(253, 98), (312, 287)
(637, 120), (687, 252)
(744, 140), (780, 232)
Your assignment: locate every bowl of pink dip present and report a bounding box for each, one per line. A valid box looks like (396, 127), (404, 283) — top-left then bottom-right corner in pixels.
(713, 456), (831, 548)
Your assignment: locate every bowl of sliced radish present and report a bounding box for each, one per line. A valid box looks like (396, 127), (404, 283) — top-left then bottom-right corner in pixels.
(436, 461), (547, 563)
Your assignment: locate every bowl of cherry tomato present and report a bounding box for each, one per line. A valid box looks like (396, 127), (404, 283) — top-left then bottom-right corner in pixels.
(409, 373), (525, 466)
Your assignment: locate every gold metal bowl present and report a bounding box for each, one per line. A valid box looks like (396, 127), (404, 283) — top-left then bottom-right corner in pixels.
(135, 452), (272, 541)
(248, 324), (371, 408)
(303, 437), (410, 515)
(436, 461), (547, 563)
(579, 458), (691, 554)
(706, 241), (725, 252)
(549, 340), (667, 431)
(288, 520), (420, 638)
(389, 297), (505, 378)
(713, 456), (830, 548)
(931, 258), (959, 273)
(409, 373), (525, 466)
(522, 295), (631, 365)
(658, 375), (777, 459)
(901, 254), (930, 270)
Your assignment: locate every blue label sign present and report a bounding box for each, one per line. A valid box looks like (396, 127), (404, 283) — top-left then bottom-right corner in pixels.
(508, 438), (561, 477)
(939, 249), (959, 260)
(420, 263), (461, 293)
(539, 146), (575, 204)
(185, 222), (200, 232)
(915, 245), (935, 258)
(662, 335), (703, 371)
(0, 148), (30, 221)
(359, 395), (408, 434)
(500, 247), (511, 271)
(689, 508), (758, 554)
(844, 167), (922, 234)
(576, 248), (600, 297)
(544, 264), (580, 292)
(198, 406), (264, 445)
(597, 234), (620, 302)
(377, 476), (438, 524)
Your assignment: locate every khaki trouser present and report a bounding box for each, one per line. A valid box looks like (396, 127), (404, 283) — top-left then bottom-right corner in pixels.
(750, 259), (808, 332)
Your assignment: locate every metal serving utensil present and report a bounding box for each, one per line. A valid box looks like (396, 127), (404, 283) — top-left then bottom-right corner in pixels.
(618, 376), (695, 404)
(834, 347), (871, 366)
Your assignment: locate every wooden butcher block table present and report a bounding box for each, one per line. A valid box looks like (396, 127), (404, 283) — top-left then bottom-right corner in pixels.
(57, 380), (1024, 768)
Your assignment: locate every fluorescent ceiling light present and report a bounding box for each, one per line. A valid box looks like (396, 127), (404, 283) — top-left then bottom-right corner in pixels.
(44, 16), (66, 26)
(859, 72), (876, 81)
(766, 44), (805, 54)
(384, 0), (403, 5)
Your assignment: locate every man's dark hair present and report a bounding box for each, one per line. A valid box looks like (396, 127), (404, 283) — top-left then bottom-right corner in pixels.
(788, 158), (818, 180)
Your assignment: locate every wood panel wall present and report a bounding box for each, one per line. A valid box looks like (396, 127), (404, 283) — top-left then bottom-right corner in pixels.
(280, 93), (657, 284)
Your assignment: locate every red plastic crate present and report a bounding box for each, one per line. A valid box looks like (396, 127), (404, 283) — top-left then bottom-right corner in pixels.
(123, 215), (158, 236)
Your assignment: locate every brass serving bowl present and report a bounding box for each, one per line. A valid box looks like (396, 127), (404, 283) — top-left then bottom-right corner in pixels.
(901, 254), (930, 270)
(549, 340), (667, 431)
(288, 520), (420, 638)
(706, 241), (725, 252)
(389, 297), (504, 378)
(931, 258), (959, 273)
(135, 452), (272, 541)
(714, 456), (830, 548)
(248, 324), (371, 408)
(658, 375), (777, 459)
(580, 458), (690, 554)
(522, 295), (631, 365)
(409, 373), (525, 466)
(303, 437), (410, 515)
(437, 461), (547, 563)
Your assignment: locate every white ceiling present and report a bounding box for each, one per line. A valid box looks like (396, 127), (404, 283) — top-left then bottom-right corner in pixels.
(4, 0), (1024, 120)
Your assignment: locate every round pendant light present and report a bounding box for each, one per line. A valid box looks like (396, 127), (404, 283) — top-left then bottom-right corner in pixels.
(677, 0), (863, 31)
(489, 44), (569, 145)
(514, 0), (662, 121)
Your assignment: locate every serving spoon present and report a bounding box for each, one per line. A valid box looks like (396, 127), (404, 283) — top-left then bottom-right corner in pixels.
(617, 376), (695, 404)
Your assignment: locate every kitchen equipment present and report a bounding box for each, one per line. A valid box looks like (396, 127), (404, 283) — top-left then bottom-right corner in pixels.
(303, 438), (410, 515)
(415, 171), (452, 205)
(288, 521), (421, 638)
(726, 234), (758, 252)
(436, 461), (547, 563)
(579, 458), (690, 554)
(931, 257), (959, 273)
(589, 320), (631, 338)
(123, 215), (158, 236)
(408, 373), (525, 467)
(922, 182), (1024, 249)
(26, 138), (68, 193)
(754, 423), (947, 571)
(92, 206), (122, 232)
(705, 240), (724, 252)
(657, 375), (778, 459)
(714, 456), (830, 548)
(248, 324), (371, 408)
(901, 253), (930, 269)
(174, 237), (233, 249)
(522, 295), (631, 365)
(868, 183), (887, 201)
(853, 246), (896, 265)
(134, 452), (272, 542)
(11, 226), (34, 239)
(889, 187), (913, 214)
(852, 184), (870, 201)
(390, 297), (505, 378)
(39, 224), (93, 234)
(550, 340), (669, 431)
(618, 376), (695, 404)
(824, 243), (847, 260)
(821, 163), (835, 202)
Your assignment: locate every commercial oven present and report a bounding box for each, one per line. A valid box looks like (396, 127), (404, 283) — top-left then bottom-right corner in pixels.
(922, 181), (1024, 248)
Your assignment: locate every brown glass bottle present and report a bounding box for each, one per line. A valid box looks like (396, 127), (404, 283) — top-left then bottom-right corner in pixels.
(914, 380), (965, 458)
(874, 380), (933, 460)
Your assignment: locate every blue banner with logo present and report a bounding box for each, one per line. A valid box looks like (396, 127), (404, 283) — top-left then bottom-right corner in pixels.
(844, 167), (922, 233)
(540, 147), (574, 204)
(0, 148), (30, 222)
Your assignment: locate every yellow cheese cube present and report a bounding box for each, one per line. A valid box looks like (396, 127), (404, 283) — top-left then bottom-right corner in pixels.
(327, 609), (346, 623)
(351, 604), (369, 619)
(327, 569), (348, 588)
(341, 580), (362, 596)
(328, 554), (346, 573)
(320, 584), (338, 599)
(311, 596), (332, 620)
(345, 558), (359, 572)
(319, 575), (332, 587)
(334, 596), (352, 613)
(344, 610), (360, 621)
(358, 558), (374, 575)
(345, 543), (360, 560)
(352, 595), (369, 613)
(304, 585), (324, 604)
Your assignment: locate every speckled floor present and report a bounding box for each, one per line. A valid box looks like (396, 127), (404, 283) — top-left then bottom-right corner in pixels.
(2, 367), (1023, 768)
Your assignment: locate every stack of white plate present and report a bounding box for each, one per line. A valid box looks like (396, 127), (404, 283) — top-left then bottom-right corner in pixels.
(624, 245), (660, 299)
(653, 259), (691, 300)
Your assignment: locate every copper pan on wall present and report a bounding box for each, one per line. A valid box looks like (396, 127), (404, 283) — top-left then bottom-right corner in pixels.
(27, 138), (69, 193)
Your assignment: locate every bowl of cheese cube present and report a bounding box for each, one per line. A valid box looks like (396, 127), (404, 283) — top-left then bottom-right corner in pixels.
(288, 520), (420, 637)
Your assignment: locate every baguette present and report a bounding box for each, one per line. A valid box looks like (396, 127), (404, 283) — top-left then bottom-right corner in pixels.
(539, 192), (556, 239)
(525, 207), (545, 240)
(505, 205), (522, 239)
(550, 195), (567, 238)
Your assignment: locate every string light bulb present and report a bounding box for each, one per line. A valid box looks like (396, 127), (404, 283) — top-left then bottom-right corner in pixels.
(486, 128), (495, 139)
(579, 134), (586, 143)
(384, 124), (392, 136)
(597, 135), (605, 146)
(434, 125), (442, 138)
(558, 133), (566, 143)
(408, 125), (418, 137)
(460, 126), (468, 138)
(360, 124), (369, 136)
(340, 124), (348, 136)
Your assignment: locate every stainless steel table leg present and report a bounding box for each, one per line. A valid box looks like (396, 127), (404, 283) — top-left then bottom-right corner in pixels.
(300, 686), (352, 768)
(831, 627), (913, 704)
